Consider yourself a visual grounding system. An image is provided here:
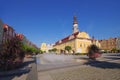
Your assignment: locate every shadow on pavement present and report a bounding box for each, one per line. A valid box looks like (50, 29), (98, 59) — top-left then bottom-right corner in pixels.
(20, 60), (35, 68)
(0, 59), (35, 80)
(85, 60), (120, 69)
(103, 57), (120, 60)
(106, 53), (120, 56)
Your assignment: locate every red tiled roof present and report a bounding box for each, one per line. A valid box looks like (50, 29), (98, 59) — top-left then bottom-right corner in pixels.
(3, 24), (8, 29)
(3, 24), (14, 31)
(55, 32), (79, 45)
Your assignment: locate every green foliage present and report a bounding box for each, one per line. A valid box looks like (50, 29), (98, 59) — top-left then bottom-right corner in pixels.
(88, 44), (100, 54)
(75, 53), (87, 55)
(74, 53), (80, 55)
(38, 50), (44, 54)
(111, 48), (117, 53)
(52, 48), (57, 52)
(48, 49), (52, 52)
(22, 44), (41, 55)
(22, 44), (32, 54)
(48, 48), (57, 53)
(65, 46), (72, 52)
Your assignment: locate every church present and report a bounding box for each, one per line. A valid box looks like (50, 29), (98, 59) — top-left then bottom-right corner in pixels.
(53, 16), (100, 54)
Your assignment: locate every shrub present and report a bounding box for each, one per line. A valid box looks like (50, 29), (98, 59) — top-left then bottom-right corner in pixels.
(74, 53), (87, 55)
(0, 38), (25, 71)
(65, 46), (72, 52)
(87, 44), (101, 60)
(74, 53), (80, 55)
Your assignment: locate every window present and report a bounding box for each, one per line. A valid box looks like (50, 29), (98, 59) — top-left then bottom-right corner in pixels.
(80, 44), (82, 47)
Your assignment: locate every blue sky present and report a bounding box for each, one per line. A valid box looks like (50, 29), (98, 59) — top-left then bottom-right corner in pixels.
(0, 0), (120, 47)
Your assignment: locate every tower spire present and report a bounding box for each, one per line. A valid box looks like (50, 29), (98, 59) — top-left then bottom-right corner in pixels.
(73, 16), (79, 33)
(73, 16), (78, 24)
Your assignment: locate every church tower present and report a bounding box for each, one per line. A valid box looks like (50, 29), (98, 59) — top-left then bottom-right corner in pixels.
(73, 16), (79, 33)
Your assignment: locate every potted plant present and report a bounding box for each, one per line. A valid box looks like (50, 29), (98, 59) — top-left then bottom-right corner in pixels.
(87, 44), (101, 60)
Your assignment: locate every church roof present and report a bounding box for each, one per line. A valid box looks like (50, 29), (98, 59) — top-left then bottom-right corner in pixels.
(55, 32), (79, 45)
(54, 16), (91, 46)
(54, 32), (91, 45)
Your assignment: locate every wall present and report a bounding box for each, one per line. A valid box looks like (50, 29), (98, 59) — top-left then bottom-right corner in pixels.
(53, 39), (75, 54)
(99, 38), (117, 51)
(75, 39), (91, 53)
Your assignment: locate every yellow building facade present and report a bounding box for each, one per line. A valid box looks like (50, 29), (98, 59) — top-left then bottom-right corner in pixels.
(53, 16), (100, 54)
(40, 43), (47, 52)
(53, 32), (92, 54)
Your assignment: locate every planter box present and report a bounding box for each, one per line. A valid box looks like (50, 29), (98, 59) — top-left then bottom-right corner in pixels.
(88, 53), (101, 58)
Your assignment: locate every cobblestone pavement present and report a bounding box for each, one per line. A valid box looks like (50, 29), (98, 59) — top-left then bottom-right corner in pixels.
(0, 58), (35, 80)
(37, 53), (120, 80)
(38, 65), (120, 80)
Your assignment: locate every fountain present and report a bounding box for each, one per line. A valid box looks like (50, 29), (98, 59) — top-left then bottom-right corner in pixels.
(37, 53), (74, 64)
(36, 53), (88, 71)
(36, 53), (87, 64)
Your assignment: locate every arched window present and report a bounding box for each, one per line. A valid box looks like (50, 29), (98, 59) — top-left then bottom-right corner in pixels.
(84, 44), (85, 48)
(80, 44), (82, 47)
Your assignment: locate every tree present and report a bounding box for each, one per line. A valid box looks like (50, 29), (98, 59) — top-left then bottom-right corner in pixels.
(52, 48), (57, 53)
(48, 49), (52, 53)
(22, 44), (41, 55)
(65, 46), (72, 52)
(39, 50), (43, 54)
(111, 48), (117, 53)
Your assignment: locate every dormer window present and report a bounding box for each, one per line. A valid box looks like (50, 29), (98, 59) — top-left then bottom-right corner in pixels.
(69, 35), (74, 40)
(59, 40), (62, 43)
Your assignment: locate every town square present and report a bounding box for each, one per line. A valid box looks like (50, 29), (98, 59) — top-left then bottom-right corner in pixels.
(0, 0), (120, 80)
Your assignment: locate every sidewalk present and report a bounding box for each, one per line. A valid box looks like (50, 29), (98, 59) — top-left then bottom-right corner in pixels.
(0, 58), (35, 80)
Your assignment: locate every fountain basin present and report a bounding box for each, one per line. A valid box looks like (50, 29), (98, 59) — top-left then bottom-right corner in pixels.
(36, 54), (88, 64)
